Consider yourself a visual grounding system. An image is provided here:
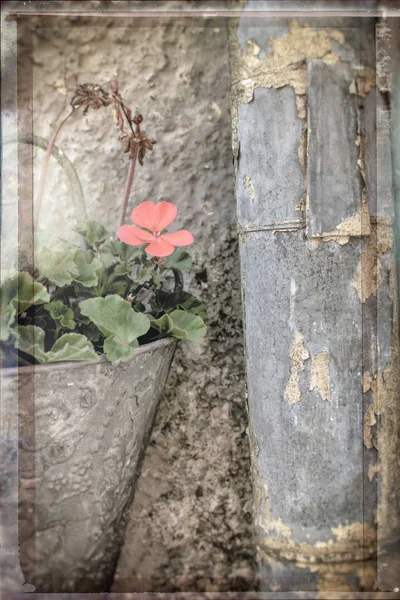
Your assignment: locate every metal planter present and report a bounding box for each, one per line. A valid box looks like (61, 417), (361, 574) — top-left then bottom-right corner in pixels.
(1, 337), (176, 593)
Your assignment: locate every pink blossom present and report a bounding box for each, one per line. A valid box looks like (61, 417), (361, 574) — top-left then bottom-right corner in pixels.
(118, 201), (194, 257)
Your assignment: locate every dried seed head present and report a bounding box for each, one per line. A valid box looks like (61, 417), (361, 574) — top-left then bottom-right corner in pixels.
(71, 83), (112, 114)
(122, 130), (156, 164)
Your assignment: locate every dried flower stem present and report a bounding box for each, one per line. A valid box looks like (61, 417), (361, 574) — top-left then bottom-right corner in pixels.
(34, 108), (78, 230)
(110, 81), (156, 235)
(116, 144), (139, 238)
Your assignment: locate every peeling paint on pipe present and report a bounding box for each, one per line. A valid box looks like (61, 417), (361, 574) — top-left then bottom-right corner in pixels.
(230, 7), (399, 592)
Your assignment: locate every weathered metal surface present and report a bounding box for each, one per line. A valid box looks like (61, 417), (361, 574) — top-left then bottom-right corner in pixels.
(375, 19), (400, 591)
(240, 230), (374, 543)
(362, 89), (377, 216)
(376, 94), (395, 219)
(1, 338), (176, 593)
(237, 86), (304, 229)
(230, 9), (399, 593)
(307, 61), (364, 238)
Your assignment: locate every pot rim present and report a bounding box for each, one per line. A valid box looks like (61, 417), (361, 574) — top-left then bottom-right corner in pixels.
(1, 336), (176, 377)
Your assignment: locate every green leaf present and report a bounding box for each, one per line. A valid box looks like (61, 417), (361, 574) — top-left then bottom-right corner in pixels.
(81, 322), (101, 342)
(136, 267), (153, 284)
(164, 248), (193, 271)
(13, 326), (97, 363)
(74, 221), (111, 248)
(152, 290), (206, 319)
(151, 309), (206, 343)
(73, 250), (103, 287)
(101, 240), (143, 265)
(178, 295), (207, 319)
(168, 310), (206, 343)
(44, 300), (75, 330)
(103, 336), (138, 364)
(134, 267), (165, 288)
(0, 272), (50, 341)
(49, 333), (98, 362)
(152, 272), (166, 287)
(36, 246), (80, 287)
(1, 304), (17, 342)
(12, 325), (48, 363)
(114, 263), (130, 275)
(1, 271), (50, 314)
(79, 295), (150, 345)
(37, 240), (104, 289)
(104, 277), (130, 297)
(149, 313), (171, 336)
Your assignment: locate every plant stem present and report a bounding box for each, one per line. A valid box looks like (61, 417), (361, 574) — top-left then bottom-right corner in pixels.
(116, 143), (139, 238)
(35, 108), (77, 231)
(140, 283), (156, 305)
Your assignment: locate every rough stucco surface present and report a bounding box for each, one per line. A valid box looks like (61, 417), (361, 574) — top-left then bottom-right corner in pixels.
(30, 10), (258, 593)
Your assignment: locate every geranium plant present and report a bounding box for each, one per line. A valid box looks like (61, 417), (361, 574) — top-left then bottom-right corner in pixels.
(0, 82), (206, 366)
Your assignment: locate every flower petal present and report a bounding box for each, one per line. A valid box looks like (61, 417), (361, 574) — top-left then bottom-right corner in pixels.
(118, 225), (148, 246)
(161, 230), (194, 246)
(145, 237), (175, 257)
(129, 227), (154, 243)
(131, 201), (158, 230)
(154, 201), (178, 231)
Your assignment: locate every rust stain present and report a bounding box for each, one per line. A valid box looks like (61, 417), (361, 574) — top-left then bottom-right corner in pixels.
(364, 403), (378, 450)
(368, 462), (379, 482)
(284, 332), (309, 404)
(298, 129), (307, 170)
(258, 521), (376, 565)
(319, 196), (371, 244)
(331, 522), (374, 545)
(261, 482), (293, 539)
(296, 94), (307, 120)
(251, 437), (376, 589)
(310, 352), (331, 402)
(312, 559), (376, 593)
(353, 221), (393, 302)
(375, 258), (400, 555)
(296, 194), (307, 214)
(349, 65), (376, 98)
(252, 452), (376, 565)
(243, 174), (255, 199)
(363, 371), (378, 450)
(229, 19), (345, 154)
(360, 239), (399, 563)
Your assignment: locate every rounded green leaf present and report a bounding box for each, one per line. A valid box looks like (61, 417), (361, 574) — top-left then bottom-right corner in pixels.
(13, 325), (47, 363)
(44, 300), (76, 330)
(12, 327), (97, 363)
(151, 309), (206, 343)
(73, 250), (103, 287)
(74, 221), (111, 248)
(48, 334), (98, 362)
(1, 274), (50, 341)
(103, 336), (138, 364)
(164, 248), (193, 271)
(36, 246), (80, 287)
(1, 271), (50, 313)
(168, 310), (206, 343)
(79, 295), (150, 345)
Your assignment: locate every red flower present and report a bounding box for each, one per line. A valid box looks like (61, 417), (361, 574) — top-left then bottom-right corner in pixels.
(118, 201), (194, 257)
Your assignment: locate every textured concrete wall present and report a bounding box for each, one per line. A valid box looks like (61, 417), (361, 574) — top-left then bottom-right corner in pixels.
(30, 10), (257, 593)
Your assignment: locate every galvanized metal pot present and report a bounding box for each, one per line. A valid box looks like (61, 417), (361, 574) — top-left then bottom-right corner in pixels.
(1, 338), (176, 593)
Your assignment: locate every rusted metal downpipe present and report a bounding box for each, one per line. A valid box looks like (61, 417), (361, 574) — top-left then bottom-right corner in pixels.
(229, 3), (399, 592)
